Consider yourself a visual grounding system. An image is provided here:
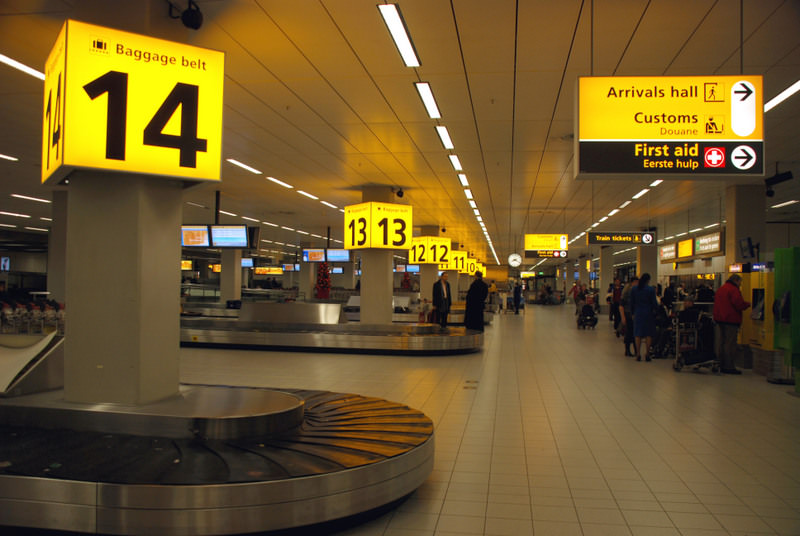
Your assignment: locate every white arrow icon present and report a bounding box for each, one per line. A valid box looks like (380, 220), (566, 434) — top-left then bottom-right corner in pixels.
(731, 145), (756, 170)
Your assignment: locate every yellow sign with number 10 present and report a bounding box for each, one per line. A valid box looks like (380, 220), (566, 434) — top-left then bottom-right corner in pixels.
(42, 19), (224, 184)
(344, 202), (412, 250)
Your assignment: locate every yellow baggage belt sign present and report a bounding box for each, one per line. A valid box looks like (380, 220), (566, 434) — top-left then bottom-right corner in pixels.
(524, 234), (568, 251)
(42, 20), (224, 184)
(576, 75), (764, 178)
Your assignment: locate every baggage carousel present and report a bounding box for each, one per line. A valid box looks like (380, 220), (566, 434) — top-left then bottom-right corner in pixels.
(0, 334), (435, 534)
(181, 301), (483, 354)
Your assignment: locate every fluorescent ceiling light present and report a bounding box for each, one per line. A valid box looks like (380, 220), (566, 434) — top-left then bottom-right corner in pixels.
(676, 232), (687, 237)
(665, 235), (674, 240)
(0, 211), (30, 218)
(464, 189), (473, 200)
(333, 239), (343, 243)
(458, 174), (469, 187)
(186, 201), (206, 208)
(25, 227), (49, 232)
(690, 228), (702, 233)
(297, 190), (318, 200)
(704, 223), (719, 228)
(415, 82), (441, 118)
(657, 239), (664, 243)
(281, 226), (295, 231)
(261, 239), (272, 243)
(473, 208), (480, 216)
(0, 223), (16, 228)
(469, 200), (477, 208)
(218, 210), (237, 217)
(266, 176), (293, 189)
(599, 216), (608, 222)
(226, 158), (261, 174)
(619, 200), (632, 208)
(339, 209), (345, 213)
(449, 155), (463, 171)
(262, 221), (278, 227)
(435, 126), (454, 149)
(311, 234), (323, 238)
(0, 53), (44, 80)
(0, 153), (19, 162)
(770, 199), (799, 209)
(11, 194), (50, 203)
(632, 188), (649, 199)
(40, 217), (52, 221)
(297, 230), (309, 235)
(764, 79), (800, 112)
(274, 241), (285, 245)
(607, 209), (619, 216)
(649, 179), (663, 187)
(591, 222), (599, 228)
(241, 216), (259, 222)
(320, 201), (338, 209)
(378, 4), (420, 67)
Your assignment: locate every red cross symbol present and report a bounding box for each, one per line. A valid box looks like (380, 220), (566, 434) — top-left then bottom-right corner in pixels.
(704, 147), (726, 168)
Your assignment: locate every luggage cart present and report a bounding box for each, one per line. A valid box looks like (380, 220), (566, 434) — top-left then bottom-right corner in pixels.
(673, 311), (720, 373)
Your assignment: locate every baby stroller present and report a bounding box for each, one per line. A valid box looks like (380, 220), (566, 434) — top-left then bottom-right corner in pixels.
(577, 304), (598, 329)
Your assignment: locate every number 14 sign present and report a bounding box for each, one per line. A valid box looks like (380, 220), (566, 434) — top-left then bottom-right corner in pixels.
(42, 20), (224, 184)
(344, 202), (412, 250)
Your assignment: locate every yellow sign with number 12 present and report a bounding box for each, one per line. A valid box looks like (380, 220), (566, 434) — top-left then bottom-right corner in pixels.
(42, 19), (224, 184)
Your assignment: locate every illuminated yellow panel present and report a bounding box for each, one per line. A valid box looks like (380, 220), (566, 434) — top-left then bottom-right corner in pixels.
(42, 20), (224, 184)
(465, 258), (477, 275)
(525, 234), (568, 251)
(180, 259), (192, 270)
(678, 238), (693, 258)
(409, 236), (451, 264)
(344, 202), (412, 250)
(41, 23), (66, 182)
(579, 75), (763, 141)
(211, 264), (221, 273)
(255, 266), (283, 275)
(450, 251), (466, 273)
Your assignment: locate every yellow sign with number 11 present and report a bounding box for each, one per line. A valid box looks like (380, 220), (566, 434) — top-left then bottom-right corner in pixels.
(42, 19), (224, 184)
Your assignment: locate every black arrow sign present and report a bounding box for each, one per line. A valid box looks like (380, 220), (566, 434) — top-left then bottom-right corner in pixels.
(734, 150), (754, 167)
(734, 83), (753, 101)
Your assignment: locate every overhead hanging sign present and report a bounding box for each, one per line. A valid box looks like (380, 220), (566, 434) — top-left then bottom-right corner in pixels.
(576, 75), (764, 179)
(587, 231), (655, 245)
(42, 19), (224, 184)
(344, 202), (412, 250)
(524, 234), (568, 258)
(409, 236), (450, 264)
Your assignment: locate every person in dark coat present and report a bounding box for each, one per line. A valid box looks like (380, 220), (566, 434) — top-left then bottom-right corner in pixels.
(513, 282), (522, 314)
(630, 273), (659, 361)
(432, 272), (452, 330)
(465, 271), (489, 331)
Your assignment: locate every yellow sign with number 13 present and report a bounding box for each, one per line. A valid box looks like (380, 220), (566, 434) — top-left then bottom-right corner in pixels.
(42, 19), (224, 184)
(344, 202), (412, 250)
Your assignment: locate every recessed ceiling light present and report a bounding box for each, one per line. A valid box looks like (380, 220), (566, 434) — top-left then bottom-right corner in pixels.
(764, 79), (800, 112)
(241, 216), (259, 222)
(11, 194), (50, 203)
(262, 221), (278, 227)
(0, 53), (44, 80)
(266, 176), (293, 189)
(0, 153), (19, 162)
(415, 82), (441, 118)
(297, 190), (318, 200)
(458, 174), (469, 187)
(435, 126), (454, 149)
(320, 201), (338, 209)
(632, 188), (649, 199)
(619, 200), (632, 208)
(218, 210), (237, 217)
(770, 199), (799, 209)
(377, 4), (420, 67)
(449, 155), (462, 171)
(649, 179), (663, 187)
(464, 189), (473, 200)
(226, 158), (261, 174)
(0, 211), (30, 218)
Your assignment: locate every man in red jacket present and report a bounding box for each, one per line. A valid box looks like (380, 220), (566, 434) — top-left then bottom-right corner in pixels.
(712, 274), (751, 374)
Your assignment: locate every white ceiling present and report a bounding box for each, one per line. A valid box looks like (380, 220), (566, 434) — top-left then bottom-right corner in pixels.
(1, 0), (799, 265)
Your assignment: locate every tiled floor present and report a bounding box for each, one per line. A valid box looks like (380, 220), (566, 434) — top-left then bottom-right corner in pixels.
(180, 304), (800, 535)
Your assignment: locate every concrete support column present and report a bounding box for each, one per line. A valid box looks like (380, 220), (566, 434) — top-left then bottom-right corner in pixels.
(220, 248), (242, 303)
(725, 184), (766, 266)
(358, 186), (395, 324)
(299, 259), (315, 301)
(599, 246), (614, 312)
(578, 257), (590, 286)
(636, 244), (658, 279)
(64, 171), (181, 405)
(47, 190), (68, 304)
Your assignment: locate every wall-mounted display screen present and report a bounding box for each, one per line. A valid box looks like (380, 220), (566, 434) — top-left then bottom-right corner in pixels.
(406, 264), (420, 273)
(241, 258), (254, 268)
(395, 265), (406, 272)
(330, 267), (343, 274)
(211, 264), (221, 273)
(210, 225), (248, 248)
(326, 249), (350, 262)
(282, 263), (296, 271)
(180, 260), (193, 270)
(181, 225), (210, 247)
(303, 249), (325, 262)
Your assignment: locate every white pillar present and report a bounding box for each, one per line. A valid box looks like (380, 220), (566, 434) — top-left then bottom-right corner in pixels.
(725, 184), (766, 266)
(598, 246), (614, 311)
(220, 248), (242, 303)
(47, 190), (68, 304)
(359, 186), (395, 324)
(636, 244), (658, 279)
(64, 171), (181, 405)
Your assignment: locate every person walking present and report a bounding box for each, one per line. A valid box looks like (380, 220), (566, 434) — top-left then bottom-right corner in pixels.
(432, 272), (452, 330)
(712, 274), (751, 374)
(619, 276), (638, 356)
(513, 281), (522, 314)
(464, 271), (489, 331)
(630, 273), (658, 361)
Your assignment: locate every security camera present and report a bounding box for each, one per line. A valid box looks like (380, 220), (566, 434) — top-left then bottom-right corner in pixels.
(396, 188), (404, 198)
(766, 187), (775, 197)
(170, 0), (203, 30)
(441, 228), (446, 233)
